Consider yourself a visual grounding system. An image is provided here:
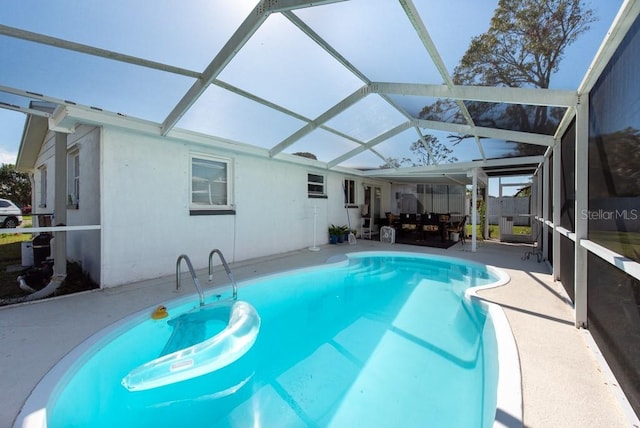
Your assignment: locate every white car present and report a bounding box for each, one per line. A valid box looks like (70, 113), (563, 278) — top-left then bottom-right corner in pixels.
(0, 198), (23, 228)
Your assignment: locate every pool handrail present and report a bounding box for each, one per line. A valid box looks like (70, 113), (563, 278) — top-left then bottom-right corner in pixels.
(209, 249), (238, 300)
(176, 254), (205, 306)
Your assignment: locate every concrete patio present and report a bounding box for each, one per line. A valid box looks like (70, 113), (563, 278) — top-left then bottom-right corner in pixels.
(1, 239), (635, 427)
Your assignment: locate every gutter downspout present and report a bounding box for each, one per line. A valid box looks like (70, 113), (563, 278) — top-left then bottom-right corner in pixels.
(0, 274), (66, 306)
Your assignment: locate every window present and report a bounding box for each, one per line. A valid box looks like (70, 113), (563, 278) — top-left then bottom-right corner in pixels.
(344, 178), (356, 205)
(190, 154), (233, 212)
(39, 165), (47, 208)
(307, 173), (326, 198)
(67, 150), (80, 207)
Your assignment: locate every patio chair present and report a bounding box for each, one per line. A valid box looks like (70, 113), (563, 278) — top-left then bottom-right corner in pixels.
(446, 215), (467, 244)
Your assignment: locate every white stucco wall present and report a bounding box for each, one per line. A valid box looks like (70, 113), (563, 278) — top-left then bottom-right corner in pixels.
(33, 136), (55, 214)
(66, 126), (101, 281)
(31, 124), (390, 288)
(99, 127), (388, 287)
(32, 125), (101, 283)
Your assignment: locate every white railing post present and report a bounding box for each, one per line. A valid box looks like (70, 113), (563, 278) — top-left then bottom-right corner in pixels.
(552, 138), (562, 281)
(574, 98), (589, 328)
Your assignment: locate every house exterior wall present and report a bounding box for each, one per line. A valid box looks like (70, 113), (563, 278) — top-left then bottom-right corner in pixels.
(32, 125), (101, 283)
(98, 126), (387, 287)
(66, 127), (101, 281)
(33, 136), (55, 214)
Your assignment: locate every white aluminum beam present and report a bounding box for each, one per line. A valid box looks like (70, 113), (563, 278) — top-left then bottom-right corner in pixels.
(574, 98), (589, 328)
(580, 240), (640, 282)
(0, 24), (201, 79)
(372, 82), (578, 108)
(365, 155), (544, 177)
(213, 79), (370, 149)
(161, 0), (347, 136)
(266, 0), (348, 13)
(1, 84), (78, 112)
(2, 225), (101, 234)
(542, 156), (550, 260)
(474, 135), (487, 160)
(552, 140), (562, 281)
(554, 1), (640, 165)
(49, 104), (161, 136)
(327, 122), (412, 168)
(270, 86), (370, 157)
(285, 8), (433, 155)
(161, 3), (269, 136)
(554, 105), (577, 141)
(578, 0), (640, 95)
(283, 11), (369, 84)
(0, 102), (49, 118)
(413, 119), (554, 146)
(398, 0), (485, 159)
(471, 168), (478, 252)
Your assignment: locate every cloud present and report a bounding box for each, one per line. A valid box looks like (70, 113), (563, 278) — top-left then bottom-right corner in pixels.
(0, 148), (17, 165)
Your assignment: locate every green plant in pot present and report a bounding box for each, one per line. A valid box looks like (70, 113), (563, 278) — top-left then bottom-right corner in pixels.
(328, 224), (342, 244)
(338, 225), (350, 243)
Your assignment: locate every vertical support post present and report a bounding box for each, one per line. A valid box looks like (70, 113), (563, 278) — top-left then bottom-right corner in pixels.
(531, 172), (537, 240)
(471, 168), (478, 252)
(483, 187), (489, 241)
(54, 132), (67, 277)
(574, 98), (589, 328)
(498, 177), (503, 241)
(536, 169), (543, 245)
(542, 156), (550, 260)
(552, 139), (562, 281)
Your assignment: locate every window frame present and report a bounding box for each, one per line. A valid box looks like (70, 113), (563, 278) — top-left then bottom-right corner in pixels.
(38, 165), (47, 208)
(189, 153), (234, 214)
(343, 178), (357, 207)
(67, 149), (80, 208)
(307, 172), (327, 198)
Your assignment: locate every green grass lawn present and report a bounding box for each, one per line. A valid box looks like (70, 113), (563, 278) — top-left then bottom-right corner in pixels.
(588, 230), (640, 261)
(1, 216), (99, 303)
(464, 224), (532, 239)
(0, 231), (33, 299)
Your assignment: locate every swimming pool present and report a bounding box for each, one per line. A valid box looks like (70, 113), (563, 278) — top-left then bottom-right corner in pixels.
(15, 251), (520, 427)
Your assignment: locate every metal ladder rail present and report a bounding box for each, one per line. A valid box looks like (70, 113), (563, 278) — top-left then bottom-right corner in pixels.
(208, 249), (238, 300)
(176, 254), (206, 307)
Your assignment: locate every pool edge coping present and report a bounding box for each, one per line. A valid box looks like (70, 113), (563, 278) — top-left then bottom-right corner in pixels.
(466, 265), (523, 428)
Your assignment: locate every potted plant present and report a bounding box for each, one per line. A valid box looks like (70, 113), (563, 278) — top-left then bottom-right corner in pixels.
(339, 225), (350, 243)
(328, 224), (342, 244)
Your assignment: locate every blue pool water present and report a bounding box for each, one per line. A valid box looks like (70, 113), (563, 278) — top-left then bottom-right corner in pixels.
(45, 252), (505, 427)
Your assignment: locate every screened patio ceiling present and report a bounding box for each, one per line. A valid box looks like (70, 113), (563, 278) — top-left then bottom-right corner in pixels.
(0, 0), (630, 180)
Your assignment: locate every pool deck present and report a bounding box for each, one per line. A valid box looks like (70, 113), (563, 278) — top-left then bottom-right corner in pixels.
(1, 239), (637, 427)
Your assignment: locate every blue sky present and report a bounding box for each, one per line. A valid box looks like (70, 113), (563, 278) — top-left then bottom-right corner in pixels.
(0, 0), (623, 180)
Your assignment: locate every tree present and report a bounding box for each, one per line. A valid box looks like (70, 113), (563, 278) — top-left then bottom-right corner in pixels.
(0, 164), (31, 207)
(514, 185), (532, 197)
(420, 0), (595, 156)
(408, 135), (458, 165)
(292, 152), (317, 160)
(380, 156), (411, 169)
(381, 135), (458, 168)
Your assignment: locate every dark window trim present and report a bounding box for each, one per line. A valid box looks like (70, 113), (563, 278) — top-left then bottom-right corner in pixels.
(190, 209), (236, 216)
(308, 195), (328, 199)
